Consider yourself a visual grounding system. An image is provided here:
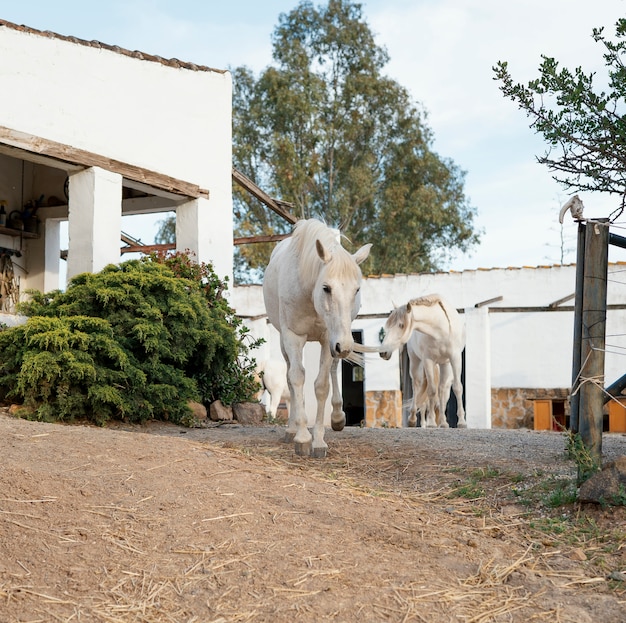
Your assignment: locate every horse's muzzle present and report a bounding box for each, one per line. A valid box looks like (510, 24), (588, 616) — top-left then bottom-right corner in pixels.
(379, 351), (392, 361)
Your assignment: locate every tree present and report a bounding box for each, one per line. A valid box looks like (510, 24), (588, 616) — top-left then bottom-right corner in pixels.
(494, 18), (626, 217)
(232, 0), (479, 280)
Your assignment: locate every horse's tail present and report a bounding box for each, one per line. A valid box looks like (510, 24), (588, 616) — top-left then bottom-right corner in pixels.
(346, 351), (365, 367)
(347, 342), (381, 367)
(352, 343), (381, 354)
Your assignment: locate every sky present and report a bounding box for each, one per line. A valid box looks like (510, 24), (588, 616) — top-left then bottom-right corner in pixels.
(1, 0), (626, 272)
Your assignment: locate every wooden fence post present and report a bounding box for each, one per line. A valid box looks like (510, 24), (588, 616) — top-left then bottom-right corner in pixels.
(577, 219), (609, 472)
(569, 222), (586, 433)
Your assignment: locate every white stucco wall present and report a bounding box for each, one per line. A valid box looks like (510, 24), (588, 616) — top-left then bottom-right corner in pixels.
(0, 26), (231, 189)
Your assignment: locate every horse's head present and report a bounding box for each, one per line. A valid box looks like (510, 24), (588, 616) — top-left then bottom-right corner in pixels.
(379, 302), (413, 360)
(313, 238), (371, 358)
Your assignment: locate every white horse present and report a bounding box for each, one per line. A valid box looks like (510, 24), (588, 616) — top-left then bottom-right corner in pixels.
(255, 358), (289, 420)
(263, 219), (372, 457)
(380, 294), (466, 428)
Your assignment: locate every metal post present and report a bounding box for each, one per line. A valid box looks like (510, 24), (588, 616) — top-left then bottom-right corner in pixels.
(569, 222), (586, 432)
(577, 219), (609, 472)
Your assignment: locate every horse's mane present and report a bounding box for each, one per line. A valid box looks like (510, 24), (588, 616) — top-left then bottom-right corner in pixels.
(387, 293), (450, 332)
(291, 219), (359, 289)
(408, 293), (443, 308)
(409, 293), (451, 328)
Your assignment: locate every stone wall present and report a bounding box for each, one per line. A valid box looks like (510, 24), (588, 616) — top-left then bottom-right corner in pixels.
(365, 390), (403, 428)
(491, 387), (570, 429)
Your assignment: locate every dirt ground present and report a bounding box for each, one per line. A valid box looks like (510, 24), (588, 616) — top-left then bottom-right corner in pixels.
(1, 410), (625, 623)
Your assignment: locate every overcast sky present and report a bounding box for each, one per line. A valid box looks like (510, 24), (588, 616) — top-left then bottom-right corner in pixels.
(2, 0), (626, 271)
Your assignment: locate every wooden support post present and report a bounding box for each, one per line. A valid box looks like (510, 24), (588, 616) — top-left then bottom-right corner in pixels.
(569, 222), (586, 433)
(577, 219), (609, 474)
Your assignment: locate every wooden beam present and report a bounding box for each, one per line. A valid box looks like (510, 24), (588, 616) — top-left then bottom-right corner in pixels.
(121, 243), (176, 254)
(0, 125), (209, 199)
(232, 167), (298, 224)
(233, 233), (290, 245)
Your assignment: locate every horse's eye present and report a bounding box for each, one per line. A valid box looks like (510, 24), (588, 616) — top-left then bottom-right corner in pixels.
(399, 323), (404, 330)
(323, 284), (331, 294)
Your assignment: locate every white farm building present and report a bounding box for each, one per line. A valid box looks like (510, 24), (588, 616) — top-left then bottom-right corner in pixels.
(0, 19), (234, 300)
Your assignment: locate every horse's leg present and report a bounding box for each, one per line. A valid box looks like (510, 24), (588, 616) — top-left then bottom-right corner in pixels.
(450, 352), (466, 428)
(281, 332), (311, 453)
(329, 358), (345, 432)
(438, 363), (453, 428)
(423, 359), (438, 428)
(407, 352), (420, 427)
(311, 343), (333, 458)
(268, 387), (281, 420)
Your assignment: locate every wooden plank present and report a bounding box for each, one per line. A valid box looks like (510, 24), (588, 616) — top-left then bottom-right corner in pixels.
(0, 125), (209, 199)
(232, 168), (298, 224)
(533, 400), (552, 431)
(233, 233), (290, 245)
(121, 243), (175, 255)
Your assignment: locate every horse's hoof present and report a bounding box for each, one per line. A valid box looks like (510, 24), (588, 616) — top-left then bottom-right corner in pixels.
(331, 419), (345, 431)
(294, 441), (312, 456)
(283, 432), (296, 443)
(408, 419), (417, 428)
(457, 421), (468, 429)
(311, 446), (327, 459)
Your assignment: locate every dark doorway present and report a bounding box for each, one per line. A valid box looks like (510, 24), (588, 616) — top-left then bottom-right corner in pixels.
(342, 330), (365, 426)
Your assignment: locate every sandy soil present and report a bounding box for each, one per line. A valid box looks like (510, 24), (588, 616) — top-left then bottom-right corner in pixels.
(1, 411), (625, 622)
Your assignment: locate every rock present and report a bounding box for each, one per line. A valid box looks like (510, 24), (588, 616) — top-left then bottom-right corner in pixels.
(209, 400), (233, 422)
(568, 547), (587, 561)
(232, 402), (265, 426)
(578, 456), (626, 504)
(188, 401), (207, 422)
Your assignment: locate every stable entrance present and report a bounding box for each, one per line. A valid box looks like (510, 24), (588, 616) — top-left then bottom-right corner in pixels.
(342, 330), (365, 426)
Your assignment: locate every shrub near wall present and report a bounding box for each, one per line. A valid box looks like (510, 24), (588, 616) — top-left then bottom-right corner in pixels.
(0, 256), (260, 425)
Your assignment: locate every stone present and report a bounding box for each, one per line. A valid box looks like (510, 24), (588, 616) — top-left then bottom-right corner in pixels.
(187, 401), (207, 421)
(232, 402), (265, 426)
(578, 456), (626, 505)
(209, 400), (233, 422)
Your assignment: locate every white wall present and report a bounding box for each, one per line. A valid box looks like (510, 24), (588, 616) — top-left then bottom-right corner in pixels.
(0, 27), (231, 189)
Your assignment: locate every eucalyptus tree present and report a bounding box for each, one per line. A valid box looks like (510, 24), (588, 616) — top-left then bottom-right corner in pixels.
(232, 0), (479, 280)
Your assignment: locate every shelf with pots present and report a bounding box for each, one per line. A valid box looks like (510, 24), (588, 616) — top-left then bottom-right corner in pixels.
(0, 201), (41, 239)
(0, 224), (39, 239)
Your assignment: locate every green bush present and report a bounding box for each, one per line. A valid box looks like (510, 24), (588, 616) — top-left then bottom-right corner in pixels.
(0, 255), (261, 426)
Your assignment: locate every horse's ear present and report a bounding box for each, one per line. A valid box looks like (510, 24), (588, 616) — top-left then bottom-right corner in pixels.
(405, 302), (412, 313)
(316, 239), (331, 263)
(353, 243), (372, 265)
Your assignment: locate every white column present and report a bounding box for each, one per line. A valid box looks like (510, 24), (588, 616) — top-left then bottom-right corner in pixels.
(464, 306), (492, 428)
(176, 195), (233, 287)
(66, 167), (122, 282)
(43, 218), (61, 292)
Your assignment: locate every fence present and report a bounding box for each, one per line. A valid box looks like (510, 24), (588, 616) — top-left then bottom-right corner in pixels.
(570, 216), (626, 468)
